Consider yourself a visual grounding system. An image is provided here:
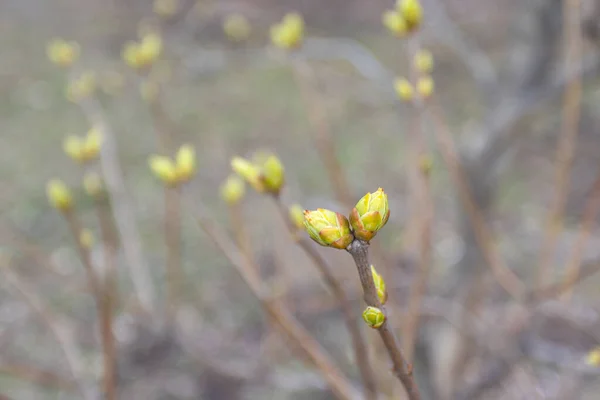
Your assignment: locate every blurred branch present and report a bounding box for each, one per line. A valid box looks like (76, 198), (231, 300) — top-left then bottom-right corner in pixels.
(538, 0), (584, 299)
(422, 0), (498, 99)
(79, 98), (156, 313)
(272, 196), (377, 399)
(189, 199), (360, 400)
(0, 258), (93, 400)
(0, 363), (76, 392)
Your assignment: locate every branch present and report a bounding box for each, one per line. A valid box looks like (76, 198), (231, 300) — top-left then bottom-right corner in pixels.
(347, 240), (421, 400)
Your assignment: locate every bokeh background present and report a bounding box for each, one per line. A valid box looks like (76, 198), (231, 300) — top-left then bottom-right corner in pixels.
(3, 0), (600, 399)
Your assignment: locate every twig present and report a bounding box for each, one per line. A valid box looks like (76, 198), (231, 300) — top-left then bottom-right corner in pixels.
(428, 101), (526, 299)
(272, 196), (378, 400)
(347, 240), (421, 400)
(190, 201), (359, 400)
(164, 185), (183, 319)
(94, 194), (119, 400)
(536, 0), (583, 297)
(0, 259), (93, 400)
(560, 169), (600, 299)
(63, 210), (115, 400)
(79, 98), (155, 312)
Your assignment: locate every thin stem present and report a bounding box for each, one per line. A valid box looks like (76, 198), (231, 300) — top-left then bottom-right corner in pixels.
(347, 240), (421, 400)
(95, 196), (119, 400)
(1, 261), (92, 400)
(164, 185), (182, 319)
(535, 0), (583, 296)
(273, 196), (378, 400)
(64, 210), (115, 399)
(191, 203), (359, 400)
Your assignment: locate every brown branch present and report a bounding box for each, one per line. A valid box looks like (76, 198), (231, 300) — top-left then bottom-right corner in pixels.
(272, 196), (378, 399)
(347, 240), (421, 400)
(94, 195), (119, 400)
(1, 261), (92, 400)
(190, 201), (359, 400)
(79, 98), (155, 312)
(536, 0), (584, 297)
(164, 185), (183, 319)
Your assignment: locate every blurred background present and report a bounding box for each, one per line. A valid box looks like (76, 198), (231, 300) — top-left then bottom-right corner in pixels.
(3, 0), (600, 399)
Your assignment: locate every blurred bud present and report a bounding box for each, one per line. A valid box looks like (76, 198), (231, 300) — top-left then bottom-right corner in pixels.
(153, 0), (178, 18)
(47, 179), (73, 212)
(66, 71), (97, 103)
(289, 204), (305, 230)
(586, 347), (600, 367)
(350, 188), (390, 242)
(270, 12), (305, 50)
(416, 76), (434, 99)
(394, 77), (414, 102)
(260, 155), (285, 194)
(223, 14), (251, 42)
(47, 39), (80, 68)
(362, 306), (386, 329)
(414, 49), (433, 73)
(79, 229), (95, 250)
(418, 154), (434, 176)
(175, 144), (196, 183)
(220, 175), (246, 205)
(149, 155), (178, 185)
(231, 157), (265, 193)
(63, 135), (85, 163)
(397, 0), (423, 30)
(82, 127), (102, 161)
(303, 208), (354, 250)
(138, 33), (163, 66)
(371, 265), (388, 305)
(382, 10), (408, 37)
(83, 172), (104, 197)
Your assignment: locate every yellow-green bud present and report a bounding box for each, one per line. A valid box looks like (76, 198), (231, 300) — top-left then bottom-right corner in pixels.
(231, 157), (265, 193)
(175, 144), (196, 183)
(303, 208), (354, 250)
(47, 179), (73, 212)
(223, 14), (251, 42)
(586, 347), (600, 367)
(46, 39), (80, 68)
(394, 77), (414, 102)
(289, 204), (305, 230)
(82, 127), (102, 161)
(79, 229), (95, 250)
(371, 265), (387, 304)
(414, 49), (434, 73)
(260, 155), (285, 194)
(397, 0), (423, 30)
(362, 306), (386, 329)
(349, 188), (390, 242)
(83, 172), (104, 197)
(66, 71), (97, 103)
(382, 10), (408, 37)
(220, 175), (246, 205)
(63, 135), (85, 163)
(417, 76), (434, 99)
(149, 155), (178, 185)
(270, 12), (304, 50)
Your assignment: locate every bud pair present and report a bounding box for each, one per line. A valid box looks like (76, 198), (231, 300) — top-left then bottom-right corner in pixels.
(149, 144), (196, 186)
(231, 153), (284, 195)
(303, 188), (390, 249)
(122, 33), (163, 70)
(63, 127), (103, 163)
